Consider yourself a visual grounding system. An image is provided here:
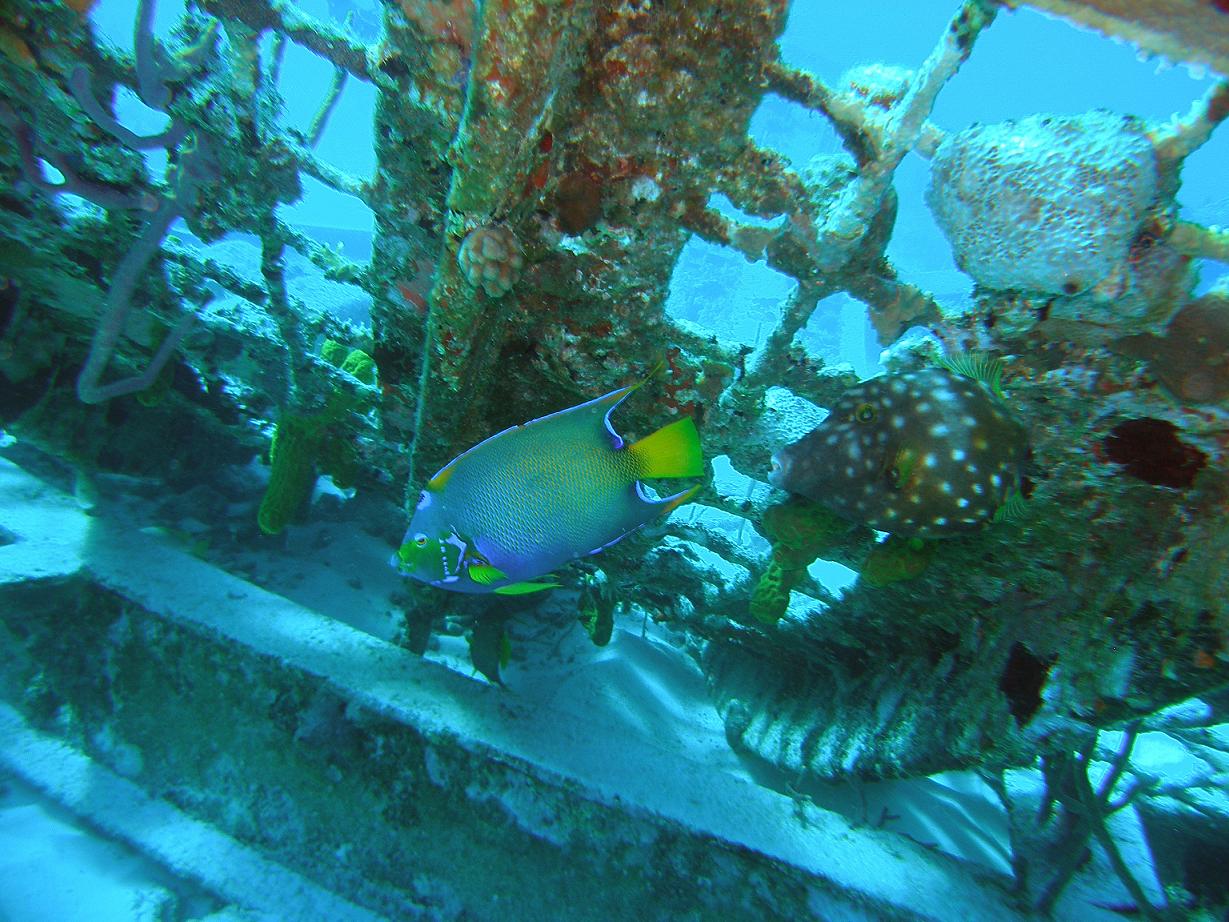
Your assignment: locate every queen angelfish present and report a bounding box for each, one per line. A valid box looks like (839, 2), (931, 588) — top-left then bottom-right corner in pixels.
(768, 361), (1028, 538)
(394, 378), (703, 594)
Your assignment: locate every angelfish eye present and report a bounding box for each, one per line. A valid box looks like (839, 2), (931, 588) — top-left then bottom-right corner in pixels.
(414, 533), (428, 547)
(855, 402), (877, 423)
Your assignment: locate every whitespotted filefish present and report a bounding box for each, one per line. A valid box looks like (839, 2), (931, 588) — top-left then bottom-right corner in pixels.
(768, 362), (1028, 538)
(394, 377), (703, 594)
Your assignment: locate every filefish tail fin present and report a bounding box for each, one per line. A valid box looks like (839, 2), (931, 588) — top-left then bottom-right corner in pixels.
(656, 483), (702, 516)
(629, 417), (704, 479)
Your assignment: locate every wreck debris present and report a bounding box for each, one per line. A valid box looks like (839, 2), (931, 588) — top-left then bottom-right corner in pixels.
(0, 0), (1225, 807)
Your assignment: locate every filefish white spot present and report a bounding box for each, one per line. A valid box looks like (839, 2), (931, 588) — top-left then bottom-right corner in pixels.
(892, 416), (906, 429)
(940, 481), (953, 494)
(951, 449), (966, 461)
(924, 453), (938, 468)
(957, 497), (970, 508)
(930, 423), (950, 437)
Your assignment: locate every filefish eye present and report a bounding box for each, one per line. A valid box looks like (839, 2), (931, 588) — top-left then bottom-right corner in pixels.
(855, 402), (877, 423)
(887, 465), (902, 488)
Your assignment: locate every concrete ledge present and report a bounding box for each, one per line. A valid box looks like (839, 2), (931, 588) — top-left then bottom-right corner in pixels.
(0, 457), (1031, 920)
(0, 459), (86, 587)
(0, 705), (384, 922)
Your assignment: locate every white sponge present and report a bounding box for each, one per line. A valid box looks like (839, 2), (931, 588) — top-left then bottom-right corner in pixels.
(927, 112), (1159, 295)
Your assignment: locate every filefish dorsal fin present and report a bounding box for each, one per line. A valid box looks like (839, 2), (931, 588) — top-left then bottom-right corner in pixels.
(992, 489), (1028, 524)
(935, 353), (1007, 399)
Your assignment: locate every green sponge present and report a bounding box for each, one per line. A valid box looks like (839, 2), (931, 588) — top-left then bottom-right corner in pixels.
(257, 415), (322, 535)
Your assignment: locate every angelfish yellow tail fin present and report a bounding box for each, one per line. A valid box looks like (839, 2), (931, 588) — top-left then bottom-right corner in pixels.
(628, 417), (703, 479)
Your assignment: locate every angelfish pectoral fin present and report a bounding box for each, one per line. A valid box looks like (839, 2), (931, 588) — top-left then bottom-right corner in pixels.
(467, 562), (508, 585)
(493, 579), (561, 596)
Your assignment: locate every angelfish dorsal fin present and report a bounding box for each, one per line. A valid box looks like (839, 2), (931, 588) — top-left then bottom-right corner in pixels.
(935, 352), (1007, 399)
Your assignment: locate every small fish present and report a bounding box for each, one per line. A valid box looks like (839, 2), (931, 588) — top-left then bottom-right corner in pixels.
(768, 361), (1028, 537)
(394, 377), (703, 594)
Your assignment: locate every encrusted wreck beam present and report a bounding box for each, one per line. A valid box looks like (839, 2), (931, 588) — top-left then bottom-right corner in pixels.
(762, 61), (876, 166)
(1011, 0), (1229, 78)
(410, 0), (598, 477)
(402, 0), (793, 482)
(1150, 79), (1229, 163)
(200, 0), (373, 80)
(1170, 220), (1229, 263)
(805, 0), (995, 273)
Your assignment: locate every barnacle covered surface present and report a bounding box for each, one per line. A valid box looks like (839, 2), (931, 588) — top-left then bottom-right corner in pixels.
(0, 0), (1227, 883)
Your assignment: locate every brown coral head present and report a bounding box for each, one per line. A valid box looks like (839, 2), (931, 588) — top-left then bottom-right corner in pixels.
(457, 224), (524, 298)
(1101, 417), (1207, 489)
(999, 641), (1053, 728)
(554, 170), (603, 235)
(1161, 297), (1229, 403)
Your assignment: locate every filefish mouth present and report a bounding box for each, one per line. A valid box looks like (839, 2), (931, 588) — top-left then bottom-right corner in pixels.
(767, 452), (789, 489)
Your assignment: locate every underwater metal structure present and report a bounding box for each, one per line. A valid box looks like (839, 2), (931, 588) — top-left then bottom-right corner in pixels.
(2, 0), (1228, 917)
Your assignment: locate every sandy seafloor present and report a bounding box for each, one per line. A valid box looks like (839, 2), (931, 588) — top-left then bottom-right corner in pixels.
(3, 443), (1210, 920)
